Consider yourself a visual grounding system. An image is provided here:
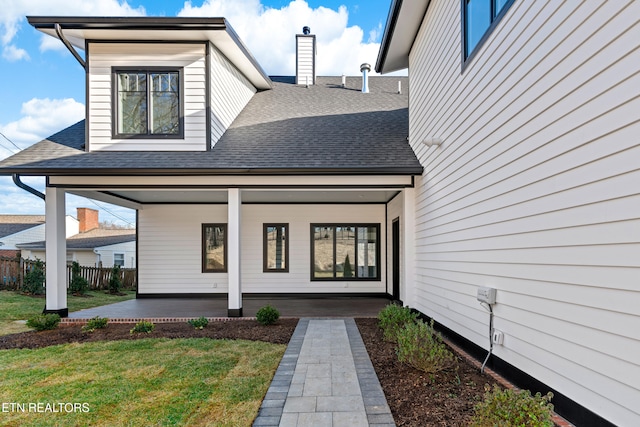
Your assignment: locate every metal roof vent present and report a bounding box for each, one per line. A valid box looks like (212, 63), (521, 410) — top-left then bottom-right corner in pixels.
(360, 63), (371, 93)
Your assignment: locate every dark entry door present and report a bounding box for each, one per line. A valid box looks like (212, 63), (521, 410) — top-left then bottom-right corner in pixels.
(392, 218), (400, 301)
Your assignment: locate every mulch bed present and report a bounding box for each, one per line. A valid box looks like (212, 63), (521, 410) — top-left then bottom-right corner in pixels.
(357, 318), (498, 426)
(0, 318), (497, 426)
(0, 319), (298, 350)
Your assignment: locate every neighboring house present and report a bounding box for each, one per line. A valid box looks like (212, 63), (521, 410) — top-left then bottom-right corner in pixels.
(0, 214), (79, 257)
(376, 1), (639, 427)
(0, 17), (422, 320)
(18, 208), (136, 268)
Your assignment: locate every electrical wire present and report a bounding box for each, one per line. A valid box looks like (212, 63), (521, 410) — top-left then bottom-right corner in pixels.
(0, 132), (22, 152)
(480, 303), (494, 374)
(83, 198), (135, 228)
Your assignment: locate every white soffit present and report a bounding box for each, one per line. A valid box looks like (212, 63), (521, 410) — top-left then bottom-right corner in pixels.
(376, 0), (430, 74)
(36, 23), (272, 90)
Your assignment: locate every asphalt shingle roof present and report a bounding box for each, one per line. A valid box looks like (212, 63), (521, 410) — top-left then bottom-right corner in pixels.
(17, 229), (136, 250)
(0, 76), (422, 175)
(0, 215), (45, 238)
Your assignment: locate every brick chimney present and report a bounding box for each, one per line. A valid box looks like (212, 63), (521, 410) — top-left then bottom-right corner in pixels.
(77, 207), (99, 233)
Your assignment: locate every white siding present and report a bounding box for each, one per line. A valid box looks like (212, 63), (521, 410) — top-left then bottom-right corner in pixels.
(209, 44), (256, 147)
(70, 251), (98, 267)
(3, 217), (77, 250)
(408, 1), (640, 425)
(1, 225), (46, 250)
(95, 241), (136, 268)
(296, 36), (315, 85)
(87, 43), (207, 151)
(137, 204), (386, 294)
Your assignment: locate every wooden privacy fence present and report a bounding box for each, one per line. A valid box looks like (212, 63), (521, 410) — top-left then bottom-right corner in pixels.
(0, 256), (136, 291)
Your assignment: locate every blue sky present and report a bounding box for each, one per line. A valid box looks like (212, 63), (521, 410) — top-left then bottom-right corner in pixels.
(0, 0), (395, 227)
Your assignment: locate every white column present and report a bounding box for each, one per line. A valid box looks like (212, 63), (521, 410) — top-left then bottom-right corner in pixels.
(45, 187), (67, 316)
(403, 187), (416, 307)
(227, 188), (242, 317)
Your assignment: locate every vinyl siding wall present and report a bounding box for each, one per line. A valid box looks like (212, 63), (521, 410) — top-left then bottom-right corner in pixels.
(407, 1), (640, 425)
(296, 36), (315, 85)
(95, 242), (136, 268)
(87, 43), (207, 151)
(137, 204), (386, 294)
(208, 43), (256, 147)
(1, 225), (46, 250)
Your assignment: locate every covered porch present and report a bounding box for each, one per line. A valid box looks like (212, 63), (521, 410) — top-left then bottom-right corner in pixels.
(44, 174), (417, 318)
(66, 296), (391, 320)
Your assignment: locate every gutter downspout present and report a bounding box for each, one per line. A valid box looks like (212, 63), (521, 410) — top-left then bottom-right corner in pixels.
(12, 174), (45, 201)
(54, 23), (86, 69)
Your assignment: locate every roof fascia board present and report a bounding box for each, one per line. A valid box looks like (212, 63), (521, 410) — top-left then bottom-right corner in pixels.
(27, 16), (271, 90)
(1, 167), (423, 177)
(375, 0), (431, 74)
(48, 174), (416, 188)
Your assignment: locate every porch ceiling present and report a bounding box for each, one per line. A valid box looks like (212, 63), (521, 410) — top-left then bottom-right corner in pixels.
(70, 189), (402, 205)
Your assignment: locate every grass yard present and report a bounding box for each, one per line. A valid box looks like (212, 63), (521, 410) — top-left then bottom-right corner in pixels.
(0, 290), (135, 336)
(0, 338), (285, 426)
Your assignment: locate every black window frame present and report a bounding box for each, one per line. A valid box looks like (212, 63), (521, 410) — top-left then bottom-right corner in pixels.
(462, 0), (516, 70)
(310, 224), (381, 282)
(112, 66), (184, 139)
(202, 223), (227, 273)
(263, 223), (289, 273)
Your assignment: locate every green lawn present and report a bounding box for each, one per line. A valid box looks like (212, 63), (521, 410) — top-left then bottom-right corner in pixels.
(0, 338), (285, 426)
(0, 290), (135, 336)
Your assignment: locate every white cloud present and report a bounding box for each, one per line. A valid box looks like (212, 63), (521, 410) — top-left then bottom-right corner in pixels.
(368, 21), (383, 44)
(39, 35), (67, 52)
(0, 98), (85, 156)
(0, 0), (146, 56)
(2, 44), (30, 61)
(179, 0), (382, 76)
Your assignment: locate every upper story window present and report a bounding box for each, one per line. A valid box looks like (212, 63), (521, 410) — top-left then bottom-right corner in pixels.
(463, 0), (515, 62)
(114, 68), (183, 138)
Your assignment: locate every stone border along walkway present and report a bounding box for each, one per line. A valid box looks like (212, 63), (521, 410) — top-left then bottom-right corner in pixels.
(253, 318), (395, 427)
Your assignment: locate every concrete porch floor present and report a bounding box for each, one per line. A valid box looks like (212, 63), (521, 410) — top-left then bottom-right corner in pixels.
(67, 296), (392, 320)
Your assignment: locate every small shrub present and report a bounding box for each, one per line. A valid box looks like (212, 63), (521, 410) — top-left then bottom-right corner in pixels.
(256, 305), (280, 325)
(69, 261), (89, 295)
(471, 384), (554, 427)
(23, 259), (45, 295)
(377, 303), (418, 342)
(26, 313), (60, 331)
(187, 316), (209, 329)
(130, 320), (155, 334)
(108, 265), (122, 294)
(82, 316), (109, 333)
(395, 319), (456, 373)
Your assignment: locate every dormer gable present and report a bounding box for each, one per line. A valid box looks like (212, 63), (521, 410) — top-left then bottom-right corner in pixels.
(27, 17), (272, 152)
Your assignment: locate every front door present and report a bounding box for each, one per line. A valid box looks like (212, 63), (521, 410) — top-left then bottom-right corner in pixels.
(392, 218), (400, 301)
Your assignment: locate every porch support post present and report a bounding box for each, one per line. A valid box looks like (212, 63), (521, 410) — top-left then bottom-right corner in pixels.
(403, 187), (416, 307)
(227, 188), (242, 317)
(44, 187), (68, 317)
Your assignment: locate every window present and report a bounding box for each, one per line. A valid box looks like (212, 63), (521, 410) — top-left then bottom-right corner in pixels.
(202, 224), (227, 272)
(114, 68), (182, 137)
(114, 253), (125, 267)
(311, 224), (380, 281)
(264, 224), (289, 272)
(463, 0), (514, 61)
